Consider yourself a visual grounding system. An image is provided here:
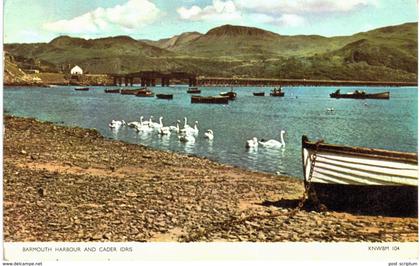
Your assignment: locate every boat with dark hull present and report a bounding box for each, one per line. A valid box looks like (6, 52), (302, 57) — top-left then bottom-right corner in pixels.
(302, 136), (418, 216)
(187, 87), (201, 94)
(220, 91), (237, 100)
(191, 96), (229, 104)
(253, 92), (265, 96)
(135, 88), (154, 97)
(74, 87), (89, 91)
(156, 94), (173, 100)
(121, 88), (147, 95)
(270, 88), (284, 97)
(105, 88), (121, 93)
(330, 89), (390, 99)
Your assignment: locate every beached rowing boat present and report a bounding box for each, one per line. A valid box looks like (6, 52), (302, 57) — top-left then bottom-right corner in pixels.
(302, 136), (418, 215)
(330, 89), (390, 99)
(191, 96), (229, 104)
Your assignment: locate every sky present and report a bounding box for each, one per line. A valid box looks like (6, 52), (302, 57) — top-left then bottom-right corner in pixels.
(3, 0), (418, 43)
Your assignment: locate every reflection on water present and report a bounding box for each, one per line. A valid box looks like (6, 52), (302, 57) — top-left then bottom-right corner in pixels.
(3, 85), (418, 178)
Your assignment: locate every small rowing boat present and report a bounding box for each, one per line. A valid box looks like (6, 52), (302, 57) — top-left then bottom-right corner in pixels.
(156, 94), (173, 100)
(253, 92), (265, 96)
(270, 88), (284, 97)
(302, 136), (418, 215)
(187, 87), (201, 94)
(191, 96), (229, 104)
(74, 87), (89, 91)
(330, 89), (390, 99)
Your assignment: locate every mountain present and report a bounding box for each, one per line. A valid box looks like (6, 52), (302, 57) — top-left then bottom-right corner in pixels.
(142, 32), (202, 49)
(3, 22), (417, 81)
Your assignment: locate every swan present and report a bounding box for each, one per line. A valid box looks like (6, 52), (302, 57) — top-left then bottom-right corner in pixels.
(159, 126), (171, 135)
(150, 116), (163, 130)
(204, 129), (214, 140)
(169, 120), (181, 133)
(246, 137), (258, 149)
(109, 120), (124, 128)
(179, 133), (195, 143)
(127, 117), (142, 128)
(258, 130), (286, 149)
(183, 117), (193, 130)
(141, 116), (151, 126)
(326, 108), (335, 112)
(181, 120), (199, 136)
(135, 124), (153, 133)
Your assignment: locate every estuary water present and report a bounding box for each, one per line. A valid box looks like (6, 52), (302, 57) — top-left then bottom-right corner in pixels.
(3, 85), (418, 178)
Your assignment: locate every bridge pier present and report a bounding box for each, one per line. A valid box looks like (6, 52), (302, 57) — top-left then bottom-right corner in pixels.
(141, 78), (145, 87)
(151, 79), (156, 87)
(188, 78), (197, 87)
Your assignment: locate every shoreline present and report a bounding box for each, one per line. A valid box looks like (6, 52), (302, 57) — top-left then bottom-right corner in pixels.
(3, 115), (418, 242)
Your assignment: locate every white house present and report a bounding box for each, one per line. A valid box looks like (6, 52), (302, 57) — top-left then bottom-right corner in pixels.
(70, 65), (83, 75)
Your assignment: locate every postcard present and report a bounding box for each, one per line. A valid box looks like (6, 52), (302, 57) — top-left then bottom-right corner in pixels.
(2, 0), (419, 264)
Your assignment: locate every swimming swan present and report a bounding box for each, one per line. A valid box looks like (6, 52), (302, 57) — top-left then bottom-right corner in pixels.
(246, 137), (258, 149)
(204, 129), (214, 140)
(258, 130), (286, 149)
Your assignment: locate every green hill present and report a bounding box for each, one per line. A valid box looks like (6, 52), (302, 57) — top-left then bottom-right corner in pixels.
(4, 22), (417, 81)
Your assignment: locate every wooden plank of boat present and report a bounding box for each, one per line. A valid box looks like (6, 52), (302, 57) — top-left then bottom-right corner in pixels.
(301, 135), (418, 215)
(74, 87), (89, 91)
(187, 87), (201, 94)
(253, 92), (265, 96)
(156, 94), (173, 100)
(105, 88), (121, 93)
(330, 90), (390, 99)
(220, 91), (237, 100)
(191, 96), (229, 104)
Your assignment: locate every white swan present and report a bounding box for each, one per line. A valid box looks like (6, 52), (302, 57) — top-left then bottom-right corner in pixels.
(109, 120), (125, 129)
(326, 107), (335, 112)
(169, 120), (181, 133)
(150, 116), (163, 130)
(141, 116), (151, 126)
(127, 117), (142, 128)
(181, 120), (199, 136)
(246, 137), (259, 149)
(183, 117), (193, 130)
(204, 129), (214, 140)
(159, 126), (171, 135)
(258, 130), (286, 149)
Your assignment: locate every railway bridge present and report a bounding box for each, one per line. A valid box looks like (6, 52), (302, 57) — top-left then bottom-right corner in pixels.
(110, 72), (417, 87)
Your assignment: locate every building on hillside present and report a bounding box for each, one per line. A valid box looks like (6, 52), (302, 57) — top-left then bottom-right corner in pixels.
(70, 65), (83, 75)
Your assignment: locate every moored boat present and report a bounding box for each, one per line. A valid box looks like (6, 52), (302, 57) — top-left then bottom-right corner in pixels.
(187, 87), (201, 94)
(156, 94), (173, 100)
(330, 89), (390, 99)
(135, 88), (154, 97)
(220, 91), (237, 100)
(191, 96), (229, 104)
(74, 87), (89, 91)
(301, 136), (418, 216)
(270, 88), (284, 97)
(105, 88), (121, 93)
(121, 88), (147, 95)
(253, 92), (265, 96)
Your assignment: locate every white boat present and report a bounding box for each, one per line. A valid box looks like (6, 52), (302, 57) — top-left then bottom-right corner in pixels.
(301, 136), (418, 215)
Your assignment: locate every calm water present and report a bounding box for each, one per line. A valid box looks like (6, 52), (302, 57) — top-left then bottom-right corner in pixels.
(3, 85), (418, 178)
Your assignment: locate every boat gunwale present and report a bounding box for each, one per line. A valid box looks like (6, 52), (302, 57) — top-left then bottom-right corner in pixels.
(302, 135), (418, 165)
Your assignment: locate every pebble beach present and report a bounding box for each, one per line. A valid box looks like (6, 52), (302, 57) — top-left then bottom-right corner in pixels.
(3, 115), (418, 242)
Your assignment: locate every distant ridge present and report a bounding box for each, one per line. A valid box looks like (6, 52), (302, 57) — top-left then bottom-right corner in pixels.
(4, 22), (417, 81)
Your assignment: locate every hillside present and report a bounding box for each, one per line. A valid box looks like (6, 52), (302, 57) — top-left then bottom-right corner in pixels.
(3, 22), (418, 81)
